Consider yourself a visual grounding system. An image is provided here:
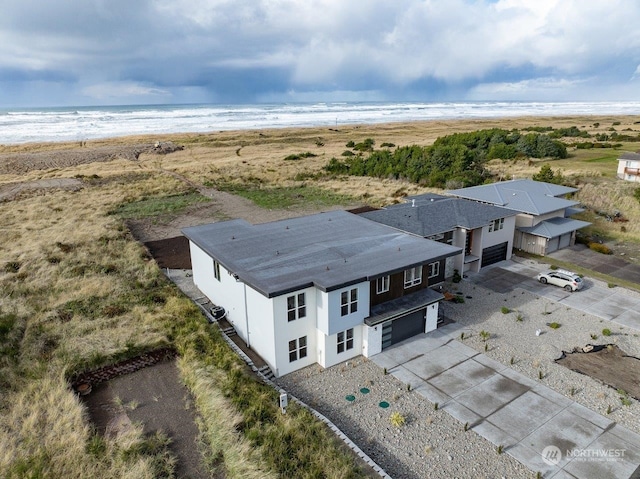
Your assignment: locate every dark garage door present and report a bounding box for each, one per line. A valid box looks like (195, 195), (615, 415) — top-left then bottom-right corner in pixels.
(482, 242), (508, 267)
(382, 309), (426, 350)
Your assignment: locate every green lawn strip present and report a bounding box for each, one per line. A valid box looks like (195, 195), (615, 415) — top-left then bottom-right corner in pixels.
(217, 183), (354, 209)
(110, 191), (210, 219)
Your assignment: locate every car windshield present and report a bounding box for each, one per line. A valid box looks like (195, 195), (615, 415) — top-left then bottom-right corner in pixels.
(574, 277), (582, 282)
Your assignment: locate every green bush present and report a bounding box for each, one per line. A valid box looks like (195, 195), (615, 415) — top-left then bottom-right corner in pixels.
(602, 328), (612, 336)
(501, 306), (510, 314)
(548, 322), (561, 329)
(589, 242), (612, 255)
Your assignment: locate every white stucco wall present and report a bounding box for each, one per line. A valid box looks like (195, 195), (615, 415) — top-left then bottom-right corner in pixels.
(189, 242), (248, 338)
(318, 325), (362, 368)
(245, 286), (276, 369)
(316, 282), (370, 336)
(272, 287), (317, 377)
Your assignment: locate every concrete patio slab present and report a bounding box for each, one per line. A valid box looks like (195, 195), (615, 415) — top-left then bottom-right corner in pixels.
(523, 408), (606, 458)
(487, 391), (562, 441)
(612, 310), (640, 329)
(562, 431), (640, 479)
(429, 359), (497, 397)
(507, 443), (559, 478)
(455, 373), (529, 417)
(548, 469), (579, 479)
(402, 344), (468, 380)
(472, 418), (518, 447)
(413, 381), (451, 405)
(444, 339), (479, 358)
(441, 400), (482, 425)
(566, 402), (614, 430)
(472, 352), (509, 372)
(388, 365), (424, 390)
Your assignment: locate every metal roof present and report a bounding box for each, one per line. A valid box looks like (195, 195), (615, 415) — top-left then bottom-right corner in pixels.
(619, 152), (640, 161)
(182, 210), (461, 298)
(517, 217), (591, 239)
(447, 179), (579, 215)
(361, 196), (517, 237)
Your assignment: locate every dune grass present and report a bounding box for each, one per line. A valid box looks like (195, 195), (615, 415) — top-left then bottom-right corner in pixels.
(3, 115), (640, 478)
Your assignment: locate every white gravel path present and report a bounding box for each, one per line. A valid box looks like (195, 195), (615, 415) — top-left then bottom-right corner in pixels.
(276, 260), (640, 479)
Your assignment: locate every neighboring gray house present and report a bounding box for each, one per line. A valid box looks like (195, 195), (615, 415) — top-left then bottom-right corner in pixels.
(447, 179), (590, 256)
(617, 152), (640, 182)
(361, 194), (518, 276)
(183, 210), (460, 377)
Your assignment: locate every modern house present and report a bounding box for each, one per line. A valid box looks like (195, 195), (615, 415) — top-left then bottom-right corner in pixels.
(182, 210), (460, 377)
(360, 194), (518, 275)
(447, 179), (590, 256)
(617, 152), (640, 182)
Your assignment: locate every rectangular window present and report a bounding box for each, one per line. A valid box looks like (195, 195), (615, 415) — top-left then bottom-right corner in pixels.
(489, 218), (504, 232)
(289, 336), (308, 362)
(287, 293), (306, 322)
(404, 266), (422, 288)
(376, 276), (390, 294)
(213, 260), (221, 281)
(427, 261), (440, 279)
(340, 288), (358, 316)
(337, 328), (354, 354)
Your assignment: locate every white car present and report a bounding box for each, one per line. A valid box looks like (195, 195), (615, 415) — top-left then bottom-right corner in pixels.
(536, 270), (583, 292)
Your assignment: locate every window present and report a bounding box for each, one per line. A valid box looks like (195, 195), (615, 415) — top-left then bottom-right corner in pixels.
(404, 266), (422, 288)
(376, 276), (390, 294)
(340, 288), (358, 316)
(213, 260), (221, 281)
(488, 218), (504, 232)
(427, 261), (440, 279)
(289, 336), (307, 362)
(287, 293), (306, 322)
(337, 328), (354, 354)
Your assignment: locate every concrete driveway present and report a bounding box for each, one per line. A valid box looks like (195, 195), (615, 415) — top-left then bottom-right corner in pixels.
(467, 259), (640, 331)
(371, 326), (640, 478)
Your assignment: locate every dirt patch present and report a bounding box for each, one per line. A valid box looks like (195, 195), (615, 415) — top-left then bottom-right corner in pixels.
(81, 357), (214, 479)
(0, 177), (82, 201)
(144, 236), (192, 269)
(556, 344), (640, 400)
(0, 141), (183, 175)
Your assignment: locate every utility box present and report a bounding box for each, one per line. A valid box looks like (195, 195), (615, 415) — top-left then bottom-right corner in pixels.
(279, 392), (288, 414)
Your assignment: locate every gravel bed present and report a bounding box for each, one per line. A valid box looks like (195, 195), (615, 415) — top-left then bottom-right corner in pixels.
(276, 260), (640, 479)
(277, 357), (532, 479)
(447, 263), (640, 430)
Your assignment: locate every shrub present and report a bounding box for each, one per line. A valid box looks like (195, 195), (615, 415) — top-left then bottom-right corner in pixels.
(345, 140), (355, 148)
(634, 187), (640, 203)
(548, 322), (561, 329)
(341, 150), (355, 157)
(501, 306), (510, 314)
(602, 328), (612, 336)
(479, 330), (490, 341)
(452, 269), (462, 283)
(389, 411), (406, 427)
(589, 242), (612, 255)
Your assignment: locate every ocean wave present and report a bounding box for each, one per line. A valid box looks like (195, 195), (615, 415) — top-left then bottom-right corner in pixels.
(1, 101), (639, 144)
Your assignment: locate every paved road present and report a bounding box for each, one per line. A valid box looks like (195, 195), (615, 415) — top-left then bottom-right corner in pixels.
(372, 326), (640, 478)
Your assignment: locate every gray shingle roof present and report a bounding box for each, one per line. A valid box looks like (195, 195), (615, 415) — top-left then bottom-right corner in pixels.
(517, 217), (591, 239)
(182, 210), (461, 298)
(447, 179), (579, 215)
(361, 196), (517, 237)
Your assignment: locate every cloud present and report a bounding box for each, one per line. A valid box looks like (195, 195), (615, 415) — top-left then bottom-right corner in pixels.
(81, 82), (171, 100)
(1, 0), (640, 105)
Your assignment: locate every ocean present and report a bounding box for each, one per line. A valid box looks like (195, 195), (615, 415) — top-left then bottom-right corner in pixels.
(1, 101), (640, 145)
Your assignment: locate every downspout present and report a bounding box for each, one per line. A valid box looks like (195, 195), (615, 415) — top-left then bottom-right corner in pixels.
(243, 282), (250, 348)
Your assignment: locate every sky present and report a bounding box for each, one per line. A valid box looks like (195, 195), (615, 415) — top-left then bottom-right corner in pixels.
(2, 0), (640, 107)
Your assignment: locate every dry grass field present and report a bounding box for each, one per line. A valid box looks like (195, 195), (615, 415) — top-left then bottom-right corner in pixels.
(1, 115), (640, 478)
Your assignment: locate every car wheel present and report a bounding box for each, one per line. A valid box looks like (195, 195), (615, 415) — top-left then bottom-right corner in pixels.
(539, 277), (547, 284)
(564, 285), (572, 292)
